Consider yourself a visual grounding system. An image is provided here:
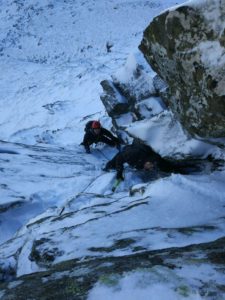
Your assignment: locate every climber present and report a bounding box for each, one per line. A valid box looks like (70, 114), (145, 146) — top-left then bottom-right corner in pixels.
(103, 142), (180, 181)
(81, 120), (121, 153)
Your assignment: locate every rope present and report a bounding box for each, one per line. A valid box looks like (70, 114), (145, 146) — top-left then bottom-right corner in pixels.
(59, 172), (105, 216)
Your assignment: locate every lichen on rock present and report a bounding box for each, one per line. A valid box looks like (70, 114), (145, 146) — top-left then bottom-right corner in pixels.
(139, 0), (225, 142)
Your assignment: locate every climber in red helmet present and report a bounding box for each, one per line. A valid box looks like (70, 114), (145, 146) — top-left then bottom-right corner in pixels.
(81, 120), (121, 153)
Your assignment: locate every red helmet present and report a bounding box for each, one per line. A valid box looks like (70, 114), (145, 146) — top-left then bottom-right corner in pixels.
(92, 121), (101, 129)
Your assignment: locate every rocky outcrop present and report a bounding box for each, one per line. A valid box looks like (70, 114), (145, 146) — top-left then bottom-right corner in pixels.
(100, 80), (129, 117)
(99, 51), (222, 158)
(100, 53), (166, 144)
(1, 237), (225, 299)
(100, 54), (158, 120)
(139, 0), (225, 142)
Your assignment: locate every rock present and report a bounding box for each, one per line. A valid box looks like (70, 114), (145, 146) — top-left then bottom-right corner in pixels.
(139, 0), (225, 142)
(152, 74), (168, 96)
(29, 238), (64, 267)
(112, 112), (137, 144)
(152, 74), (170, 106)
(1, 237), (225, 299)
(0, 200), (25, 214)
(100, 54), (166, 140)
(100, 80), (129, 117)
(129, 183), (148, 196)
(134, 96), (165, 120)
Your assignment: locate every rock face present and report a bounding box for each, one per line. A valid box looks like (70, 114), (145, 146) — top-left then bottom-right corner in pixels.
(1, 237), (225, 299)
(139, 0), (225, 140)
(100, 53), (168, 145)
(99, 52), (220, 159)
(100, 53), (157, 120)
(100, 80), (129, 117)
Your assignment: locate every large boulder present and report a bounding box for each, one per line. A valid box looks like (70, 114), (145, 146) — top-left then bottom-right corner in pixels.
(139, 0), (225, 141)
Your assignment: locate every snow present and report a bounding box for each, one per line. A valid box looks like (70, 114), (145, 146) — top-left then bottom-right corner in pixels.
(0, 0), (225, 299)
(113, 54), (139, 84)
(135, 97), (166, 119)
(126, 110), (221, 158)
(88, 268), (205, 300)
(199, 41), (225, 68)
(112, 53), (155, 95)
(185, 0), (225, 31)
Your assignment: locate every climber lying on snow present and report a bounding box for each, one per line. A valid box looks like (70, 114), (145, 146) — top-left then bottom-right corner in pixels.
(103, 141), (199, 181)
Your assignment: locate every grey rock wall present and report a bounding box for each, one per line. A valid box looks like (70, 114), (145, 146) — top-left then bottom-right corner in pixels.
(139, 0), (225, 141)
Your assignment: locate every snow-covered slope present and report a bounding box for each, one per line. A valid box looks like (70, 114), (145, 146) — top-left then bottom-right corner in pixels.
(0, 0), (181, 145)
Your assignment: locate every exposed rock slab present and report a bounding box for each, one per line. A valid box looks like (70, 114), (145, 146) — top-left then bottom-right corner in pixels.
(1, 237), (225, 299)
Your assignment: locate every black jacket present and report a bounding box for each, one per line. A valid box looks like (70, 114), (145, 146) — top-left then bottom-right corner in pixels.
(83, 127), (119, 152)
(106, 143), (174, 178)
(116, 144), (159, 169)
